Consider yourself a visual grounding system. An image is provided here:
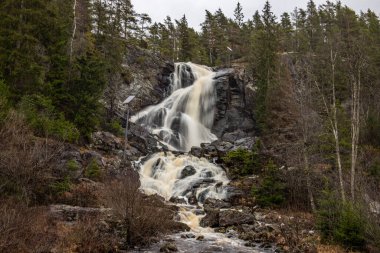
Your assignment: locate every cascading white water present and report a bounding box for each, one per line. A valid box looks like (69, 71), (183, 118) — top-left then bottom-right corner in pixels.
(131, 62), (217, 152)
(138, 152), (228, 203)
(132, 63), (263, 252)
(133, 62), (229, 205)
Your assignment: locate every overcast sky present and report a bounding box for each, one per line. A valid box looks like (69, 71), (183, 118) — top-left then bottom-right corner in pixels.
(132, 0), (380, 30)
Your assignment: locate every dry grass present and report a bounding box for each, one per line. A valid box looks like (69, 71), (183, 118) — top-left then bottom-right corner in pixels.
(317, 244), (361, 253)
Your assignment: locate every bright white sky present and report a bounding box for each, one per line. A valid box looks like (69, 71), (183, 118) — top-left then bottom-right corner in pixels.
(132, 0), (380, 30)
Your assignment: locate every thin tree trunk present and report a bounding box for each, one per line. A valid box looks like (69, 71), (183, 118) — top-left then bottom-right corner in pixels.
(350, 68), (361, 200)
(302, 143), (316, 211)
(330, 50), (346, 202)
(70, 0), (78, 63)
(315, 49), (346, 202)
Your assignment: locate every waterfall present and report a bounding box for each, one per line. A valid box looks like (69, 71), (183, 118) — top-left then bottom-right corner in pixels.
(132, 62), (229, 204)
(131, 63), (263, 252)
(131, 62), (218, 152)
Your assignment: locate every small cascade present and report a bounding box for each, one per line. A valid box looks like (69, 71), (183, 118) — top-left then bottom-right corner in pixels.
(138, 152), (229, 202)
(131, 62), (217, 152)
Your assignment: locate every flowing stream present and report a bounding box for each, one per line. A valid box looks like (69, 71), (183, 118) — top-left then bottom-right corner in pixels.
(132, 63), (267, 252)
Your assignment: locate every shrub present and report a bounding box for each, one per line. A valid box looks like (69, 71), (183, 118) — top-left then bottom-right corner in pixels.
(0, 200), (55, 252)
(60, 216), (117, 253)
(103, 119), (124, 137)
(50, 176), (71, 195)
(0, 111), (62, 203)
(85, 159), (102, 180)
(103, 170), (183, 248)
(67, 159), (80, 171)
(223, 141), (262, 177)
(251, 159), (286, 207)
(317, 189), (366, 250)
(334, 203), (366, 249)
(19, 95), (79, 142)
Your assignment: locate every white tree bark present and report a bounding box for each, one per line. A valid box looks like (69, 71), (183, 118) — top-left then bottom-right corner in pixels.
(350, 66), (362, 200)
(69, 0), (78, 63)
(315, 49), (346, 202)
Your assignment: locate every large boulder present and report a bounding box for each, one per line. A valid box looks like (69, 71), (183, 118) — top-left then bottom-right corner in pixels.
(200, 209), (220, 228)
(219, 209), (255, 227)
(160, 242), (178, 252)
(91, 131), (122, 152)
(203, 198), (231, 211)
(180, 165), (196, 179)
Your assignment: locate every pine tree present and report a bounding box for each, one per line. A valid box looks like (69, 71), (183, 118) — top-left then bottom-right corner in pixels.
(0, 0), (57, 100)
(234, 2), (244, 27)
(177, 15), (191, 61)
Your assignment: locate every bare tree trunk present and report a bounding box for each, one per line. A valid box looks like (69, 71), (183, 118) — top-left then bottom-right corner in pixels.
(70, 0), (78, 63)
(316, 49), (346, 202)
(302, 142), (316, 211)
(330, 50), (346, 202)
(350, 68), (361, 200)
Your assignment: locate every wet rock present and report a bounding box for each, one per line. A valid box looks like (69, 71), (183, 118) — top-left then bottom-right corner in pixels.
(197, 189), (210, 203)
(190, 146), (203, 158)
(214, 227), (227, 233)
(202, 143), (217, 156)
(180, 165), (196, 179)
(224, 186), (244, 204)
(203, 198), (231, 211)
(171, 222), (191, 233)
(219, 209), (255, 227)
(181, 233), (196, 239)
(205, 245), (223, 251)
(187, 194), (198, 205)
(169, 196), (187, 205)
(160, 242), (178, 252)
(200, 170), (214, 178)
(194, 209), (205, 215)
(200, 210), (219, 228)
(196, 235), (205, 241)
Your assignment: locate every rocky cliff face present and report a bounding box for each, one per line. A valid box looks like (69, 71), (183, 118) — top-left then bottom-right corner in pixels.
(212, 66), (256, 140)
(103, 46), (174, 115)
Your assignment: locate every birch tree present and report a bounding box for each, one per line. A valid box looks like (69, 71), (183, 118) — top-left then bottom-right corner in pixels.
(315, 49), (346, 202)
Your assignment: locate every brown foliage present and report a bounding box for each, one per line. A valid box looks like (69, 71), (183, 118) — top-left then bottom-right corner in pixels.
(103, 170), (183, 247)
(0, 200), (56, 253)
(59, 215), (118, 253)
(0, 111), (63, 203)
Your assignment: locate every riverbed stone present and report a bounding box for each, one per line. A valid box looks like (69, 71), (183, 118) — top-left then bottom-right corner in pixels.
(160, 242), (178, 252)
(200, 210), (220, 228)
(180, 165), (196, 179)
(203, 198), (231, 211)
